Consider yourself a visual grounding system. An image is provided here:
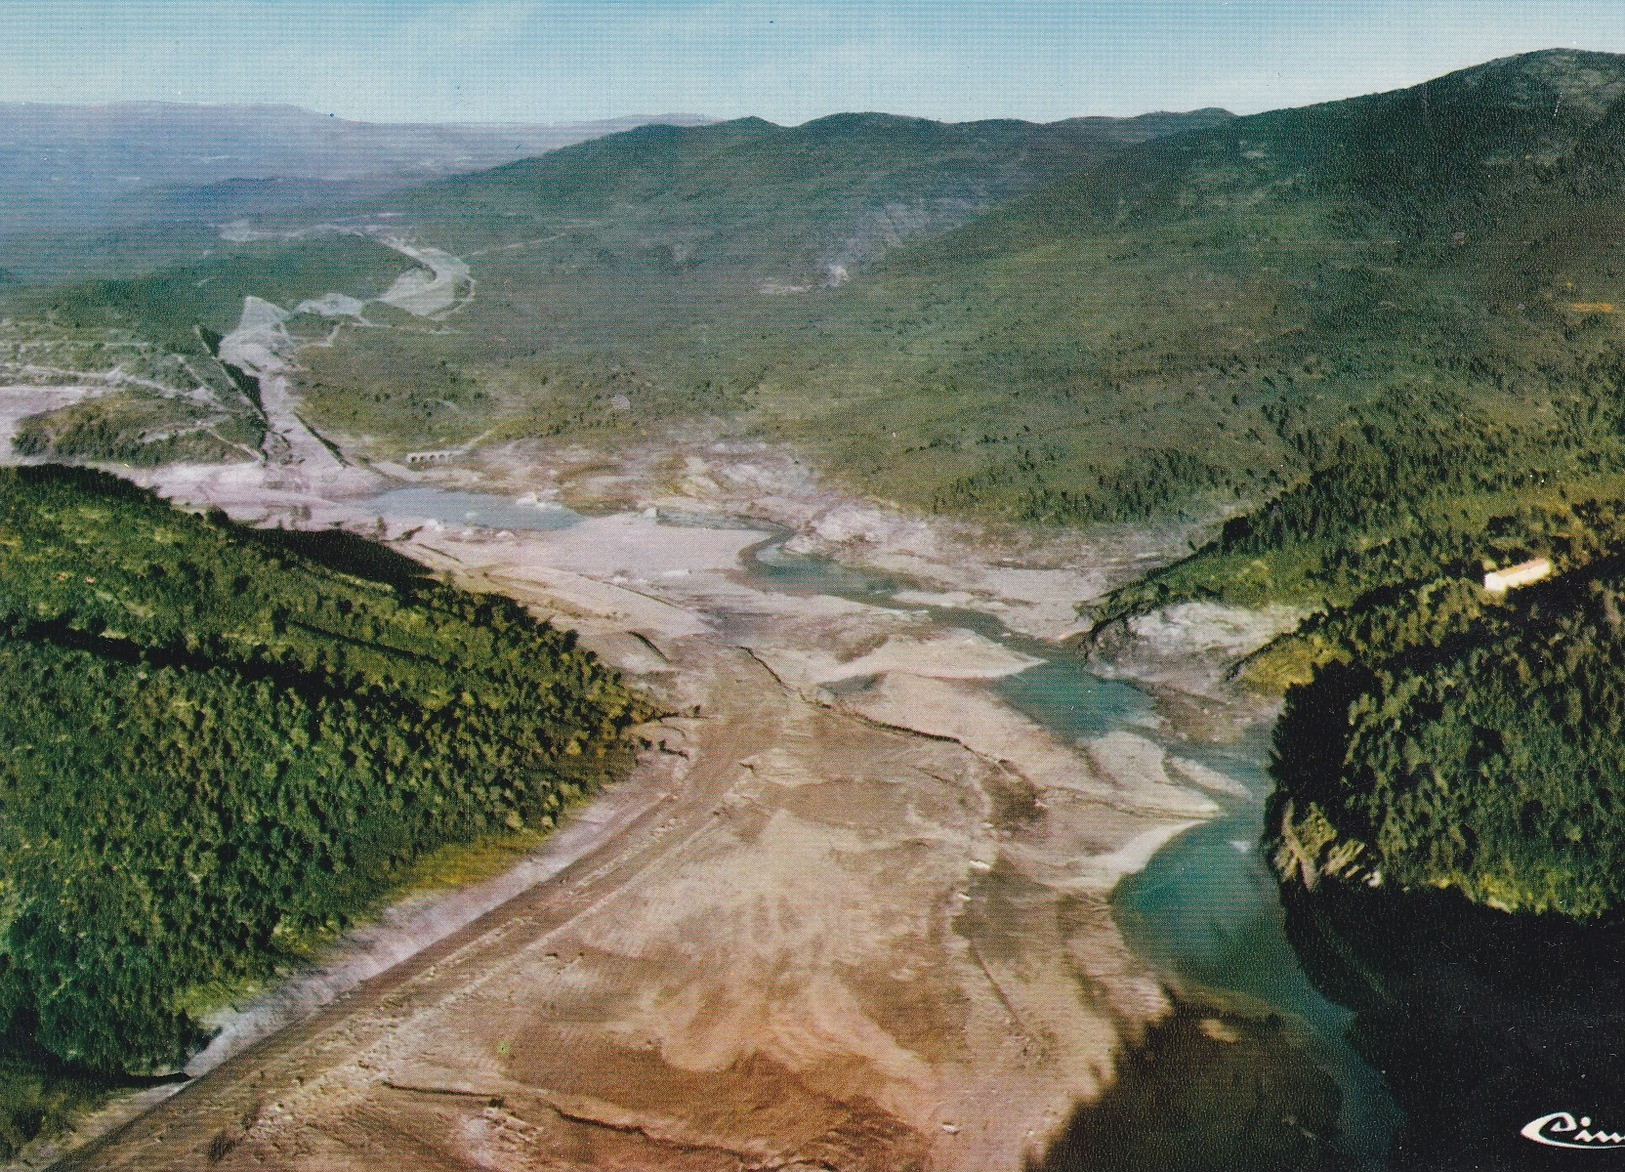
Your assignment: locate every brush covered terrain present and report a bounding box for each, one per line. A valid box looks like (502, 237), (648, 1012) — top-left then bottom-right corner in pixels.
(33, 50), (1625, 568)
(296, 50), (1625, 549)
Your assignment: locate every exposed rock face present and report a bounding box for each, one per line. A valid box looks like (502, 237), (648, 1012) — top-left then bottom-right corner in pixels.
(1087, 602), (1308, 698)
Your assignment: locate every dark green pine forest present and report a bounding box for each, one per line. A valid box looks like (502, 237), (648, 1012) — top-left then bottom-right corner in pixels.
(1267, 556), (1625, 919)
(0, 465), (643, 1149)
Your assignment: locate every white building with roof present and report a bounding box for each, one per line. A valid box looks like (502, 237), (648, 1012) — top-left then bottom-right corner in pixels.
(1483, 557), (1551, 594)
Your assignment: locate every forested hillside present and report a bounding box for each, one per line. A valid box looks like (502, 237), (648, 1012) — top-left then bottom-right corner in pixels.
(1014, 51), (1625, 943)
(1267, 552), (1625, 920)
(19, 53), (1625, 552)
(1033, 50), (1625, 631)
(1093, 364), (1625, 635)
(0, 465), (643, 1151)
(0, 107), (1227, 468)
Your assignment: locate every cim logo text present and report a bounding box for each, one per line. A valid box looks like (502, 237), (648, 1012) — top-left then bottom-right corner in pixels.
(1523, 1112), (1625, 1150)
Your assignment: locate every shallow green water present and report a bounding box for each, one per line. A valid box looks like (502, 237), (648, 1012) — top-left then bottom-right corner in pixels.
(366, 486), (582, 531)
(1113, 735), (1402, 1169)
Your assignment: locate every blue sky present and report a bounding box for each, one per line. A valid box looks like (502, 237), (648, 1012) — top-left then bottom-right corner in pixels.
(4, 1), (1625, 125)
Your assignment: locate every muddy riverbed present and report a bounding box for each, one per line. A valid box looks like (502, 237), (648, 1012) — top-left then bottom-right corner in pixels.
(37, 446), (1398, 1170)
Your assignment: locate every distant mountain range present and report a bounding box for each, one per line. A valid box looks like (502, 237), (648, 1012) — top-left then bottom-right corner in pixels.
(0, 103), (715, 237)
(385, 106), (1234, 286)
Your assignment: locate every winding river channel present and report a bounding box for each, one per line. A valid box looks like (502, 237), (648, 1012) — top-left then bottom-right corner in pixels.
(360, 485), (1404, 1168)
(745, 538), (1404, 1170)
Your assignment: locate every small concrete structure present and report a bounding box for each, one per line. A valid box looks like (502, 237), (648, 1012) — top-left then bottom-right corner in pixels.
(1483, 557), (1552, 594)
(402, 449), (462, 466)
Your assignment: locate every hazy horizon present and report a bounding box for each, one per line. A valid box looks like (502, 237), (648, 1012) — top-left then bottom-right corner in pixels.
(2, 1), (1625, 128)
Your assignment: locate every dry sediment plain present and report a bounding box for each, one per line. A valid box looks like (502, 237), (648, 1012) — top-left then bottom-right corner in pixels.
(51, 437), (1256, 1172)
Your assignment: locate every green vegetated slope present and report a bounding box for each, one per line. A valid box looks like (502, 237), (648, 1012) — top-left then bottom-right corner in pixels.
(6, 234), (406, 349)
(0, 316), (266, 468)
(1038, 50), (1625, 924)
(1069, 50), (1625, 617)
(0, 110), (1225, 465)
(11, 388), (266, 468)
(0, 465), (643, 1151)
(23, 52), (1625, 544)
(930, 48), (1625, 534)
(286, 109), (1234, 454)
(1096, 367), (1625, 639)
(1268, 552), (1625, 920)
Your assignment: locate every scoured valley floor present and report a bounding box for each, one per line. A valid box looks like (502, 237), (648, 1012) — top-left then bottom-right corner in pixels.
(46, 432), (1288, 1171)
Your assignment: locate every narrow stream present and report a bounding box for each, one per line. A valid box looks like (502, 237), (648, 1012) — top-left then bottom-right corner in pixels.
(357, 488), (1402, 1167)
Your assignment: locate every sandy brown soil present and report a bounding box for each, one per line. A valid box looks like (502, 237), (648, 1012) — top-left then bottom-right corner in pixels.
(46, 430), (1260, 1172)
(62, 641), (1186, 1171)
